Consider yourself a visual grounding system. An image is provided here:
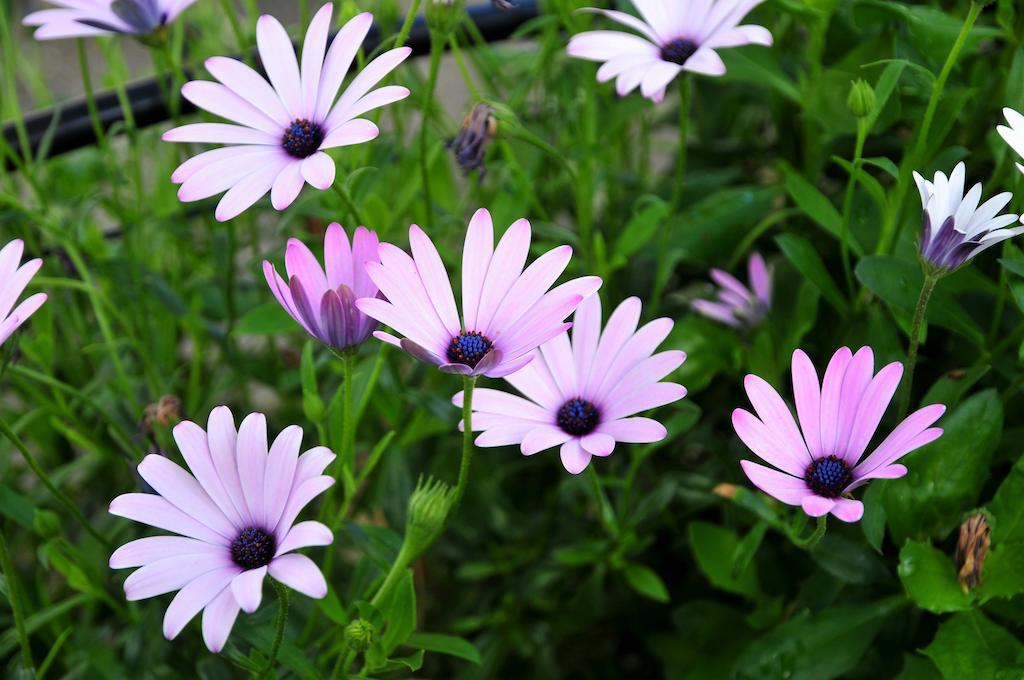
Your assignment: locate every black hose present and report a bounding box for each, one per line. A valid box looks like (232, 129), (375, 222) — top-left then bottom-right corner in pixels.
(2, 1), (538, 166)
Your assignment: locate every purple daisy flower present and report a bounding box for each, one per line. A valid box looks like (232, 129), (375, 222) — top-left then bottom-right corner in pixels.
(566, 0), (772, 103)
(453, 295), (686, 474)
(23, 0), (197, 40)
(0, 239), (47, 348)
(355, 209), (602, 378)
(692, 252), (771, 328)
(263, 223), (381, 351)
(734, 347), (946, 523)
(109, 406), (334, 652)
(915, 162), (1022, 272)
(163, 6), (411, 221)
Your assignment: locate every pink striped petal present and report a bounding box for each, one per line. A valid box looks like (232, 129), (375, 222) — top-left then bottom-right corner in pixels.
(462, 209), (494, 331)
(739, 460), (808, 505)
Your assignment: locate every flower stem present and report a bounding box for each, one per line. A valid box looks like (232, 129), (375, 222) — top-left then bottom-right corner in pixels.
(419, 34), (445, 231)
(369, 542), (413, 608)
(258, 581), (290, 680)
(329, 649), (355, 680)
(0, 416), (110, 550)
(393, 0), (423, 48)
(839, 117), (868, 296)
(791, 515), (827, 550)
(898, 272), (939, 418)
(875, 1), (982, 256)
(331, 182), (364, 227)
(341, 352), (356, 475)
(669, 75), (693, 213)
(0, 526), (33, 671)
(77, 40), (106, 147)
(585, 465), (618, 538)
(452, 376), (476, 510)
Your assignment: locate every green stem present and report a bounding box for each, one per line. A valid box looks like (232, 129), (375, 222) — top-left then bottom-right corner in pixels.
(897, 272), (940, 418)
(393, 0), (423, 49)
(341, 352), (356, 475)
(419, 34), (445, 231)
(220, 0), (248, 52)
(0, 527), (33, 670)
(355, 344), (386, 422)
(876, 1), (982, 256)
(0, 416), (110, 549)
(369, 542), (413, 608)
(790, 515), (827, 550)
(449, 32), (481, 99)
(585, 465), (618, 538)
(839, 118), (868, 296)
(77, 40), (106, 146)
(669, 76), (693, 212)
(452, 376), (476, 509)
(258, 582), (290, 680)
(329, 648), (355, 680)
(331, 182), (364, 227)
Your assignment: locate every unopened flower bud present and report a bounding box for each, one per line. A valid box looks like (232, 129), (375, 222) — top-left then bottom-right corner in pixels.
(847, 79), (876, 119)
(344, 618), (375, 652)
(425, 0), (466, 38)
(449, 103), (497, 182)
(142, 395), (183, 435)
(955, 513), (990, 593)
(406, 475), (456, 554)
(712, 483), (739, 499)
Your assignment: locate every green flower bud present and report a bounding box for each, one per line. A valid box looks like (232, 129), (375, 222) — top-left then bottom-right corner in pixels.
(406, 475), (456, 554)
(344, 618), (375, 652)
(425, 0), (466, 39)
(847, 79), (876, 119)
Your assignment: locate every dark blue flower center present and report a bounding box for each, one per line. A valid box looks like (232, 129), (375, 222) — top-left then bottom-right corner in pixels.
(557, 398), (600, 436)
(282, 119), (325, 159)
(446, 331), (493, 367)
(660, 38), (699, 65)
(805, 455), (853, 499)
(231, 527), (276, 569)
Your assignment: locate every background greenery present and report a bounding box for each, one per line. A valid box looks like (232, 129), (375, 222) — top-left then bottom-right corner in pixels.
(2, 0), (1024, 677)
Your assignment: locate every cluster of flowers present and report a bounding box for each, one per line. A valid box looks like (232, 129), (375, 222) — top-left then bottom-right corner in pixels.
(6, 0), (1023, 658)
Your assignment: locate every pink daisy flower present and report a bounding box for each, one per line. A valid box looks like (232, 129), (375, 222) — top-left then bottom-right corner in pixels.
(692, 252), (771, 328)
(0, 239), (47, 347)
(566, 0), (773, 102)
(163, 5), (411, 221)
(109, 406), (334, 652)
(263, 223), (381, 351)
(355, 209), (602, 378)
(734, 347), (946, 523)
(23, 0), (197, 40)
(453, 295), (687, 474)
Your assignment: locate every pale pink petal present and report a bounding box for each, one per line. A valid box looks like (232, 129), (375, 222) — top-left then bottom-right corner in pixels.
(110, 536), (223, 569)
(456, 387), (550, 421)
(603, 382), (687, 420)
(207, 406), (252, 526)
(739, 460), (808, 505)
(641, 60), (683, 99)
(256, 14), (302, 119)
(177, 148), (284, 203)
(475, 218), (531, 333)
(748, 252), (772, 304)
(324, 223), (353, 291)
(299, 4), (332, 117)
(830, 499), (864, 523)
(180, 81), (282, 135)
(504, 356), (564, 409)
(592, 318), (675, 399)
(231, 566), (267, 613)
(521, 427), (572, 455)
(581, 8), (662, 43)
(801, 495), (834, 517)
(123, 553), (233, 601)
(462, 209), (495, 330)
(294, 446), (335, 484)
(743, 374), (811, 464)
(326, 47), (412, 130)
(843, 362), (903, 465)
(474, 422), (536, 447)
(162, 123), (278, 145)
(818, 347), (853, 457)
(300, 152), (336, 190)
(571, 294), (602, 393)
(692, 299), (741, 326)
(273, 476), (333, 541)
(586, 297), (641, 395)
(204, 56), (291, 125)
(566, 31), (659, 61)
(215, 157), (293, 221)
(704, 24), (773, 49)
(342, 85), (410, 120)
(314, 12), (374, 121)
(559, 439), (591, 475)
(136, 454), (236, 539)
(484, 352), (535, 379)
(236, 413), (269, 526)
(163, 566), (240, 640)
(276, 520), (333, 555)
(581, 432), (616, 457)
(109, 494), (228, 545)
(486, 245), (572, 337)
(271, 162), (305, 210)
(853, 407), (945, 478)
(791, 349), (822, 458)
(683, 48), (727, 76)
(731, 408), (806, 477)
(202, 586), (241, 653)
(263, 426), (302, 530)
(321, 117), (379, 149)
(409, 225), (460, 335)
(835, 347), (875, 460)
(597, 417), (666, 443)
(173, 421), (244, 528)
(539, 332), (577, 397)
(269, 553), (328, 598)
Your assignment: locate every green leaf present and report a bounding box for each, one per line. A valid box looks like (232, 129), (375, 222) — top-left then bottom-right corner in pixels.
(406, 632), (482, 665)
(856, 255), (985, 345)
(234, 300), (295, 335)
(810, 534), (889, 584)
(613, 196), (669, 260)
(380, 571), (417, 655)
(863, 156), (900, 180)
(922, 611), (1024, 678)
(779, 162), (863, 254)
(990, 454), (1024, 544)
(775, 233), (849, 315)
(300, 341), (324, 423)
(861, 481), (887, 553)
(622, 563), (670, 603)
(999, 258), (1024, 278)
(897, 539), (971, 613)
(734, 598), (903, 680)
(884, 390), (1003, 543)
(688, 521), (760, 599)
(976, 542), (1024, 603)
(921, 364), (989, 412)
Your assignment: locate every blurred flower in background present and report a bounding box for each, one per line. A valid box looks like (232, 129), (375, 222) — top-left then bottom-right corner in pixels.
(23, 0), (198, 40)
(734, 347), (945, 522)
(997, 107), (1024, 175)
(454, 295), (686, 474)
(356, 209), (601, 378)
(109, 407), (334, 652)
(163, 6), (411, 221)
(449, 103), (497, 181)
(692, 252), (771, 329)
(566, 0), (773, 102)
(914, 162), (1021, 273)
(0, 239), (47, 348)
(264, 224), (382, 352)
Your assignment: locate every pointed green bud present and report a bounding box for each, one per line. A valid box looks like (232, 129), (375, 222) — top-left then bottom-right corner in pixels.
(406, 475), (456, 555)
(425, 0), (466, 39)
(847, 79), (876, 119)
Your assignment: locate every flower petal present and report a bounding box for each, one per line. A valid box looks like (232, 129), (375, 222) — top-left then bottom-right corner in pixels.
(269, 553), (328, 598)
